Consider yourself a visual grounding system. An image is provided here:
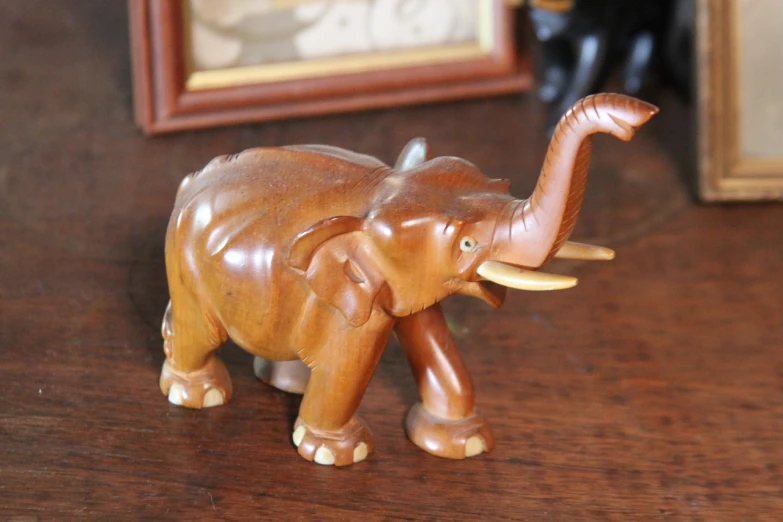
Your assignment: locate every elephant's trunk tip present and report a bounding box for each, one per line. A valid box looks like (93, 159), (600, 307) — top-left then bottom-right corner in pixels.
(590, 93), (659, 141)
(508, 93), (658, 268)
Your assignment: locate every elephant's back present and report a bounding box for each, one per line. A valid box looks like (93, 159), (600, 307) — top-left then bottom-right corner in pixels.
(175, 145), (388, 232)
(180, 144), (387, 195)
(167, 144), (389, 295)
(169, 145), (389, 262)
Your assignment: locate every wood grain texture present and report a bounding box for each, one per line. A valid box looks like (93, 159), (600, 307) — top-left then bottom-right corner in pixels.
(1, 1), (782, 519)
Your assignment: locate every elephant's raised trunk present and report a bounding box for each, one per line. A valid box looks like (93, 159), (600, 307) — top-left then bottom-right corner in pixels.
(490, 94), (658, 270)
(479, 94), (657, 291)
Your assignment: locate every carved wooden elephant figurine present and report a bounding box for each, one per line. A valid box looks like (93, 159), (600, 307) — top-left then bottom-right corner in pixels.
(160, 93), (658, 466)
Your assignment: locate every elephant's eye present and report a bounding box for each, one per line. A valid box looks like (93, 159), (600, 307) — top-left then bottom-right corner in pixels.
(460, 236), (478, 253)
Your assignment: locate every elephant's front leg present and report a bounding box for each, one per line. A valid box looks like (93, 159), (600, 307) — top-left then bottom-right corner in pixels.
(395, 303), (494, 459)
(294, 313), (393, 466)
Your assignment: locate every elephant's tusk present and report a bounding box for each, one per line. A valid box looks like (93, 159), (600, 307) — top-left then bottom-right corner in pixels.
(477, 261), (577, 291)
(554, 241), (615, 261)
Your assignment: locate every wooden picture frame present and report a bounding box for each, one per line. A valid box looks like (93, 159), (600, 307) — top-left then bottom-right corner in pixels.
(697, 0), (783, 201)
(129, 0), (532, 135)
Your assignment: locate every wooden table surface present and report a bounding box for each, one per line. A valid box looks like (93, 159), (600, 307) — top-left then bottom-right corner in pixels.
(2, 2), (782, 520)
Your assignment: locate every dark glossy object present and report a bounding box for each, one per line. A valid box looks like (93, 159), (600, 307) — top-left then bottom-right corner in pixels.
(527, 0), (672, 134)
(161, 93), (657, 465)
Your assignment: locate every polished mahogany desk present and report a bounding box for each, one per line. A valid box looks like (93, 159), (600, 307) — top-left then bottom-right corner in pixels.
(1, 2), (781, 520)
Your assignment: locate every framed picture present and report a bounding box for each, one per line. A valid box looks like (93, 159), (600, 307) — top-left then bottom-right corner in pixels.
(697, 0), (783, 201)
(129, 0), (532, 134)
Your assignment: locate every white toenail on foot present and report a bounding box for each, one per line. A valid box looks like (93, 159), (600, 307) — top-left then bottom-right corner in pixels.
(202, 389), (224, 408)
(168, 383), (185, 406)
(292, 426), (306, 447)
(465, 436), (485, 457)
(353, 442), (368, 463)
(314, 447), (335, 465)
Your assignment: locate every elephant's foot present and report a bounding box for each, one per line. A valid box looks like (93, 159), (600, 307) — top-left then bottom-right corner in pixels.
(405, 402), (494, 459)
(292, 416), (373, 466)
(159, 356), (232, 409)
(253, 357), (310, 395)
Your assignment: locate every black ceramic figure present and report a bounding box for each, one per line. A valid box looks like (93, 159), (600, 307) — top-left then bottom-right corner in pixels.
(525, 0), (679, 135)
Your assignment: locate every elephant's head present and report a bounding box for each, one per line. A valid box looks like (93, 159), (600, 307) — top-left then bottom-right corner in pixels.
(288, 94), (658, 327)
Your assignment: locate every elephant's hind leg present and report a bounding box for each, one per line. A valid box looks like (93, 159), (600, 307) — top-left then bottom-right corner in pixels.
(159, 298), (232, 409)
(253, 357), (310, 395)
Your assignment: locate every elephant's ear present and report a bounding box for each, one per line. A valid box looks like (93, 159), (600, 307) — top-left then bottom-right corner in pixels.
(394, 137), (430, 172)
(287, 217), (387, 327)
(287, 216), (363, 271)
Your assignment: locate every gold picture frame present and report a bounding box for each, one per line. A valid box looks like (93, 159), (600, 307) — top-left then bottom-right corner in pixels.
(697, 0), (783, 201)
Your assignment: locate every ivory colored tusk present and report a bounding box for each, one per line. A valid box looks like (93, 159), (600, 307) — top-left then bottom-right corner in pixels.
(477, 261), (577, 291)
(554, 241), (615, 261)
